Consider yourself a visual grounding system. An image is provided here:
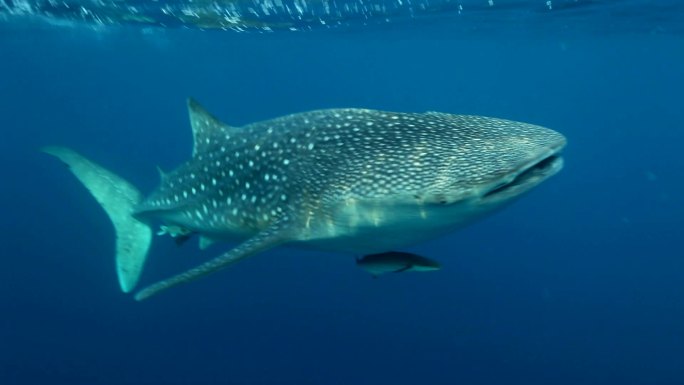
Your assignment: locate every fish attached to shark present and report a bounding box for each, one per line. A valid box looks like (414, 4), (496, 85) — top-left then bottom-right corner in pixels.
(356, 252), (441, 277)
(43, 98), (566, 301)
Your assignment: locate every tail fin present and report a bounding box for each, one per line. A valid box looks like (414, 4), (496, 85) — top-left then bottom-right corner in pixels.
(42, 146), (152, 293)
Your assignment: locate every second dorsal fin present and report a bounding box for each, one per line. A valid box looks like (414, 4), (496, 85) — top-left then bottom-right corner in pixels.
(156, 166), (168, 183)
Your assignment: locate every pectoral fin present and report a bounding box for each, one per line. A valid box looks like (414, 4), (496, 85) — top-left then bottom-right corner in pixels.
(134, 219), (292, 301)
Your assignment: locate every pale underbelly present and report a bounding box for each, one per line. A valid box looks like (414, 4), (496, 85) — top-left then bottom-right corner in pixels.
(145, 198), (505, 255)
(293, 199), (498, 254)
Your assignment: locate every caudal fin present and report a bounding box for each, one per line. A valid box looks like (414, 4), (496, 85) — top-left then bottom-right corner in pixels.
(42, 146), (152, 293)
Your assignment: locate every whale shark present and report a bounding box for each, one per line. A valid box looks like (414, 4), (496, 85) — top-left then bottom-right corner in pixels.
(43, 98), (566, 301)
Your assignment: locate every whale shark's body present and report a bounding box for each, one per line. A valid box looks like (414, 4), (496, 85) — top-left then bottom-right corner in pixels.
(44, 99), (566, 300)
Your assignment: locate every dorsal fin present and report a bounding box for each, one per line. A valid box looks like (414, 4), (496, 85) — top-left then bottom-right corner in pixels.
(187, 98), (238, 157)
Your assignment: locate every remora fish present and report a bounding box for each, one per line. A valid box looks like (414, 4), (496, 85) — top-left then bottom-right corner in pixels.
(43, 98), (566, 301)
(356, 252), (441, 277)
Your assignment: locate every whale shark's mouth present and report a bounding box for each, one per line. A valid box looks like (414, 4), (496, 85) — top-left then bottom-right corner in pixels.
(482, 153), (564, 200)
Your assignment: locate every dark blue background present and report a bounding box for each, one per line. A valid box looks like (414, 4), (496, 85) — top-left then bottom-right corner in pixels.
(1, 22), (683, 385)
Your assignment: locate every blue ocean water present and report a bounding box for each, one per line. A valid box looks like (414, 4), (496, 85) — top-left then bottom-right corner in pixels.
(1, 1), (684, 384)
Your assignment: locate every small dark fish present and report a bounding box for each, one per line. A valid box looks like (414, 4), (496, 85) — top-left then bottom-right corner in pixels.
(356, 252), (441, 277)
(173, 234), (192, 246)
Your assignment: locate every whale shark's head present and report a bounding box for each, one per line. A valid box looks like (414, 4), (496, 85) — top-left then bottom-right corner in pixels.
(412, 113), (566, 208)
(283, 110), (566, 254)
(461, 121), (566, 206)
